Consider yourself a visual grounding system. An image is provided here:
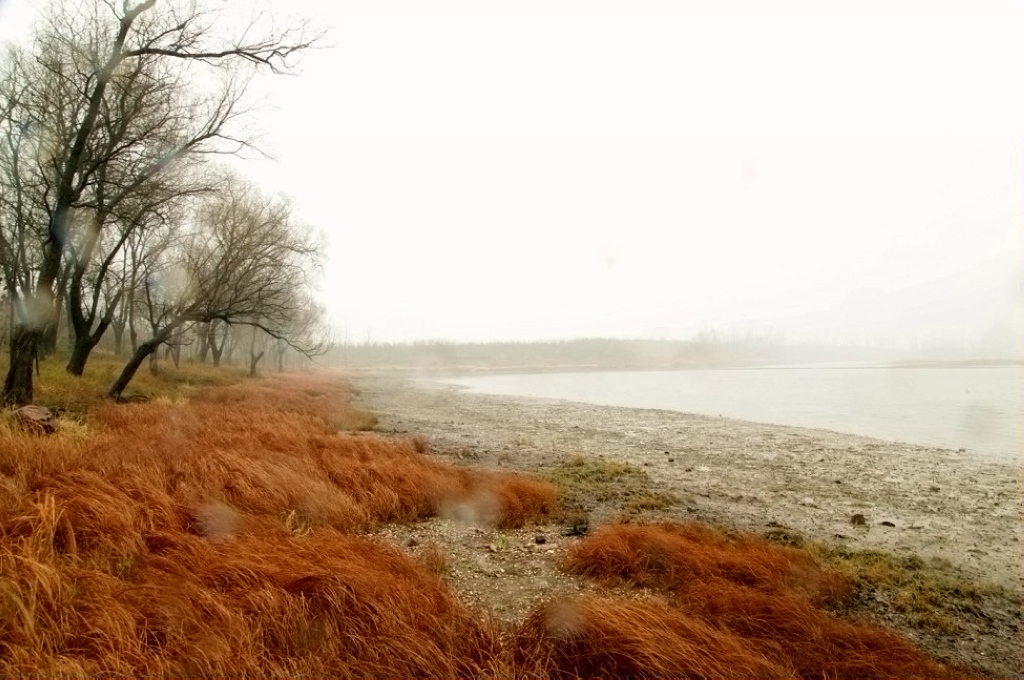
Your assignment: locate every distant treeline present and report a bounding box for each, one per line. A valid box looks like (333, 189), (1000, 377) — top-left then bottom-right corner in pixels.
(322, 338), (942, 373)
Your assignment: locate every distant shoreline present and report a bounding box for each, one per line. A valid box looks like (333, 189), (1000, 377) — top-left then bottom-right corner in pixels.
(338, 357), (1024, 378)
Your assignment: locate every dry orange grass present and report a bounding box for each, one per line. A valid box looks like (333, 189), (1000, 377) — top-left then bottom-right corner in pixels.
(0, 372), (553, 676)
(0, 372), (968, 677)
(512, 596), (791, 678)
(548, 522), (967, 679)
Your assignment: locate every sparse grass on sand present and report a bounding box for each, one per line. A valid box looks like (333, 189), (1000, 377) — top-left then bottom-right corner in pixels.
(771, 530), (1016, 636)
(543, 454), (679, 519)
(0, 362), (976, 677)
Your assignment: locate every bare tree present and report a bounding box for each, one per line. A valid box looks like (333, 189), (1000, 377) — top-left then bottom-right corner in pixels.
(108, 173), (322, 398)
(1, 0), (318, 405)
(65, 165), (208, 375)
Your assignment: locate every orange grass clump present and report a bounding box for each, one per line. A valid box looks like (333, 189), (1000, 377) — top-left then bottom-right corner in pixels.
(511, 596), (792, 678)
(551, 522), (965, 679)
(1, 522), (502, 676)
(0, 372), (554, 675)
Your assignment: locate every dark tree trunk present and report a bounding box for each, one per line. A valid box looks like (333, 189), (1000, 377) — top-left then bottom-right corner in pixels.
(3, 325), (37, 406)
(109, 335), (164, 399)
(66, 302), (118, 376)
(66, 336), (92, 376)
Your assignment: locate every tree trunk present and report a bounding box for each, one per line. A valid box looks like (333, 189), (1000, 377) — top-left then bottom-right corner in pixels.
(148, 351), (159, 375)
(39, 299), (61, 357)
(109, 337), (162, 399)
(3, 325), (37, 406)
(3, 264), (61, 404)
(128, 315), (138, 354)
(209, 321), (226, 367)
(112, 321), (125, 355)
(249, 350), (264, 377)
(66, 335), (92, 376)
(197, 322), (210, 363)
(66, 303), (118, 376)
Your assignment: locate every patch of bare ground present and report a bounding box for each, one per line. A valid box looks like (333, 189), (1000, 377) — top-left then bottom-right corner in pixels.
(355, 373), (1024, 680)
(373, 520), (640, 622)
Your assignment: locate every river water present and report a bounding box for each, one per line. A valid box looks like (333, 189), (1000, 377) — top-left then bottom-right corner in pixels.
(438, 365), (1023, 461)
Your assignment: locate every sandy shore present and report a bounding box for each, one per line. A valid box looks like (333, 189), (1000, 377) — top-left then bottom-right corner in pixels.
(355, 374), (1023, 594)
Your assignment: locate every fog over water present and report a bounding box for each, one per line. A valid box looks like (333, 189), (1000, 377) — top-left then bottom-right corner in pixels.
(441, 365), (1024, 460)
(1, 0), (1021, 353)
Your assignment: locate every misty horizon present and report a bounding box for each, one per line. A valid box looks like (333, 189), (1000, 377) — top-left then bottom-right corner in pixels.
(2, 0), (1020, 352)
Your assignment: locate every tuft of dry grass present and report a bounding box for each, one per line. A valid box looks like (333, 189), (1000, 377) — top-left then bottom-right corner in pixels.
(1, 522), (503, 676)
(552, 522), (967, 678)
(563, 521), (850, 603)
(511, 596), (792, 678)
(417, 542), (450, 577)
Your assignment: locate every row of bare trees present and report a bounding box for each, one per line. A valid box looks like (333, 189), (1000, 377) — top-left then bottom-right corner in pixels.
(0, 0), (327, 405)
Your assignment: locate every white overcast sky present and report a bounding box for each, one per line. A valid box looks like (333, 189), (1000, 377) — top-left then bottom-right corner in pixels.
(1, 0), (1022, 349)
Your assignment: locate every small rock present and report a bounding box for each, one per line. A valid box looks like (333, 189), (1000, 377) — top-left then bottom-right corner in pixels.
(534, 535), (547, 545)
(667, 458), (675, 463)
(564, 514), (589, 537)
(850, 514), (867, 526)
(929, 486), (940, 492)
(797, 497), (817, 508)
(879, 520), (896, 527)
(14, 405), (57, 434)
(406, 538), (419, 548)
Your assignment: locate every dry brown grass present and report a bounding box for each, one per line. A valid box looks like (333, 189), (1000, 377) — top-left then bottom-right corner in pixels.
(550, 522), (969, 678)
(511, 596), (791, 678)
(0, 371), (552, 676)
(0, 370), (969, 677)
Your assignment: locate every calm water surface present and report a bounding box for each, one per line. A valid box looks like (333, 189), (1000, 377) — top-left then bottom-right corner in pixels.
(439, 366), (1023, 461)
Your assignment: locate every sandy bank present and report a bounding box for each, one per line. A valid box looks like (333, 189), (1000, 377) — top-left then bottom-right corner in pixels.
(355, 374), (1023, 594)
